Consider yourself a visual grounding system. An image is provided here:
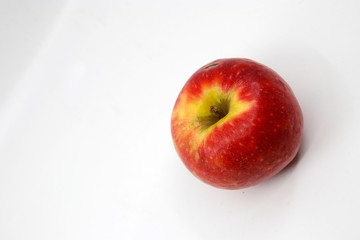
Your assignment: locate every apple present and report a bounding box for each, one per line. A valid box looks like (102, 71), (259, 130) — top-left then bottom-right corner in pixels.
(171, 58), (303, 189)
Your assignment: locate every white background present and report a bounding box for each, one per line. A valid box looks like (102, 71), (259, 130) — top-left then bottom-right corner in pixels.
(1, 1), (360, 239)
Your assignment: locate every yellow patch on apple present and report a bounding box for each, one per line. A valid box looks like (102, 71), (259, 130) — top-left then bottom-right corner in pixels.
(172, 83), (254, 151)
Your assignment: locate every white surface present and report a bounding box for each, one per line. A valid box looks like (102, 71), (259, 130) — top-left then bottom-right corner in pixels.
(1, 0), (360, 239)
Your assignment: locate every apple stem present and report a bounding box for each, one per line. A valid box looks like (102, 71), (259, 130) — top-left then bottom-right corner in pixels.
(210, 105), (219, 114)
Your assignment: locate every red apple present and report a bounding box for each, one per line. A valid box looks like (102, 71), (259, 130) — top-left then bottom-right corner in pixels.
(171, 58), (303, 189)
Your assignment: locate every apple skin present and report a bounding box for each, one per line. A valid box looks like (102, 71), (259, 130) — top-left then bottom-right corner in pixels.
(171, 58), (303, 189)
